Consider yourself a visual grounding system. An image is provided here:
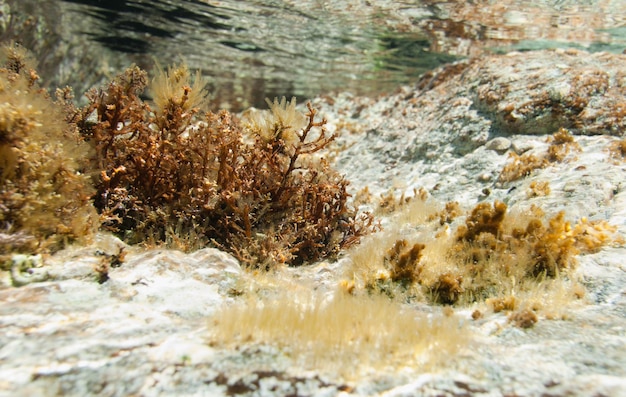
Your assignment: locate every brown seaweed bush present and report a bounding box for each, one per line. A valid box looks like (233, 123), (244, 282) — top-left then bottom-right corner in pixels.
(0, 43), (97, 256)
(77, 64), (373, 268)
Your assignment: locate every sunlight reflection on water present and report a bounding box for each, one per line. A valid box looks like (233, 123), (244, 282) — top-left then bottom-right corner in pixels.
(58, 0), (625, 110)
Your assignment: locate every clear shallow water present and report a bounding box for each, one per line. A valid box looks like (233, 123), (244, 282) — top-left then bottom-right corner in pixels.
(59, 0), (446, 109)
(12, 0), (626, 110)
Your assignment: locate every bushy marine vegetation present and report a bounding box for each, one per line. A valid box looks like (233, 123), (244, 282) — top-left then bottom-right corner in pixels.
(348, 192), (619, 308)
(74, 63), (374, 268)
(0, 43), (97, 258)
(0, 41), (372, 269)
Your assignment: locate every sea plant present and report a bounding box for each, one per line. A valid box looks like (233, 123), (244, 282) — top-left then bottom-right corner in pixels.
(349, 194), (618, 307)
(498, 127), (581, 184)
(77, 64), (373, 268)
(0, 42), (97, 258)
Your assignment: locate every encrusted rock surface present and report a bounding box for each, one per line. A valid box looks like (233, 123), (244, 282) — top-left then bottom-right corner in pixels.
(316, 49), (626, 207)
(1, 49), (626, 396)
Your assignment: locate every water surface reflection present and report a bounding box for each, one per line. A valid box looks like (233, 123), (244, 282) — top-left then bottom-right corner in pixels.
(22, 1), (626, 109)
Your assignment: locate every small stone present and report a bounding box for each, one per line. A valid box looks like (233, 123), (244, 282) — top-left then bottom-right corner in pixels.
(478, 173), (492, 182)
(512, 140), (535, 154)
(563, 181), (577, 193)
(85, 108), (99, 125)
(486, 137), (511, 153)
(549, 82), (572, 102)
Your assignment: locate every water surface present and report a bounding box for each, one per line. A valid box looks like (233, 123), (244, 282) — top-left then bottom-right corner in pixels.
(9, 0), (626, 109)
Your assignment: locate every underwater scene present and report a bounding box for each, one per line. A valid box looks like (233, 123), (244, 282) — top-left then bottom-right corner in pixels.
(1, 1), (626, 396)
